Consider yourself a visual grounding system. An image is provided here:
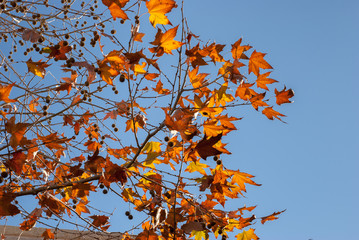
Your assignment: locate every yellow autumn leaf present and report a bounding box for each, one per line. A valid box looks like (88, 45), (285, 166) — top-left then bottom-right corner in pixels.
(185, 161), (209, 175)
(133, 62), (147, 76)
(146, 0), (177, 27)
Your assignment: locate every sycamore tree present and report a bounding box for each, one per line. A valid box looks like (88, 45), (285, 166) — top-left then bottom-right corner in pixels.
(0, 0), (294, 239)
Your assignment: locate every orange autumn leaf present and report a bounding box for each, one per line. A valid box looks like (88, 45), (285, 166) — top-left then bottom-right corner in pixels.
(71, 95), (81, 105)
(149, 26), (184, 57)
(102, 0), (129, 20)
(235, 83), (257, 101)
(133, 32), (145, 42)
(125, 114), (147, 132)
(250, 92), (268, 110)
(146, 0), (177, 27)
(99, 63), (119, 85)
(0, 193), (20, 217)
(0, 83), (16, 103)
(248, 50), (273, 76)
(231, 38), (252, 59)
(89, 215), (110, 231)
(41, 229), (55, 240)
(5, 117), (30, 149)
(228, 170), (261, 193)
(6, 150), (26, 175)
(152, 80), (170, 94)
(29, 98), (39, 112)
(38, 133), (67, 150)
(185, 161), (209, 175)
(256, 72), (278, 90)
(26, 58), (50, 78)
(261, 209), (286, 224)
(145, 73), (160, 81)
(262, 106), (286, 122)
(188, 66), (208, 89)
(19, 208), (42, 231)
(275, 87), (295, 105)
(136, 229), (159, 240)
(235, 228), (259, 240)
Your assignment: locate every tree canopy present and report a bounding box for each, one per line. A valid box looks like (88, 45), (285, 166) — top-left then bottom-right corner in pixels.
(0, 0), (293, 239)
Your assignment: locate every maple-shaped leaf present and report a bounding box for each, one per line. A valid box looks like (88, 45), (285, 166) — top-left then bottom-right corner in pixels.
(228, 170), (261, 193)
(38, 133), (67, 150)
(231, 38), (252, 59)
(275, 87), (294, 105)
(203, 120), (225, 137)
(185, 161), (209, 175)
(135, 229), (159, 240)
(152, 80), (170, 94)
(235, 228), (258, 240)
(250, 92), (268, 110)
(85, 148), (106, 173)
(125, 114), (147, 132)
(248, 50), (273, 76)
(164, 110), (198, 141)
(98, 63), (119, 85)
(19, 208), (43, 231)
(6, 150), (26, 175)
(235, 83), (257, 101)
(261, 209), (286, 224)
(5, 117), (30, 149)
(149, 26), (184, 57)
(102, 0), (129, 20)
(0, 83), (16, 103)
(256, 72), (277, 90)
(0, 193), (20, 217)
(186, 44), (208, 68)
(191, 230), (209, 240)
(26, 58), (50, 78)
(146, 0), (177, 27)
(21, 29), (41, 43)
(188, 66), (209, 89)
(262, 106), (286, 122)
(47, 41), (72, 60)
(39, 194), (65, 216)
(89, 215), (110, 231)
(199, 43), (225, 63)
(195, 134), (224, 160)
(104, 158), (127, 184)
(41, 229), (55, 240)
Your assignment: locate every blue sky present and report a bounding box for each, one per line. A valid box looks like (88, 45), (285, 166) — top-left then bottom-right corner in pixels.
(182, 0), (359, 239)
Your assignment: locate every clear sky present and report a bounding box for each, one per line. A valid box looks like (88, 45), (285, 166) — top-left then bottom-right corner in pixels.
(182, 0), (359, 239)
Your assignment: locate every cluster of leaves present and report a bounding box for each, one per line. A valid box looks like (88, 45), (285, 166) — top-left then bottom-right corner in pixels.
(0, 0), (293, 239)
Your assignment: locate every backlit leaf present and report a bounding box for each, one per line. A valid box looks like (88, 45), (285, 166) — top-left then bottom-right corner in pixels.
(185, 161), (209, 175)
(261, 209), (286, 224)
(275, 87), (294, 105)
(248, 50), (273, 76)
(262, 106), (286, 122)
(149, 26), (184, 56)
(26, 59), (50, 78)
(235, 228), (258, 240)
(146, 0), (177, 27)
(0, 83), (16, 103)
